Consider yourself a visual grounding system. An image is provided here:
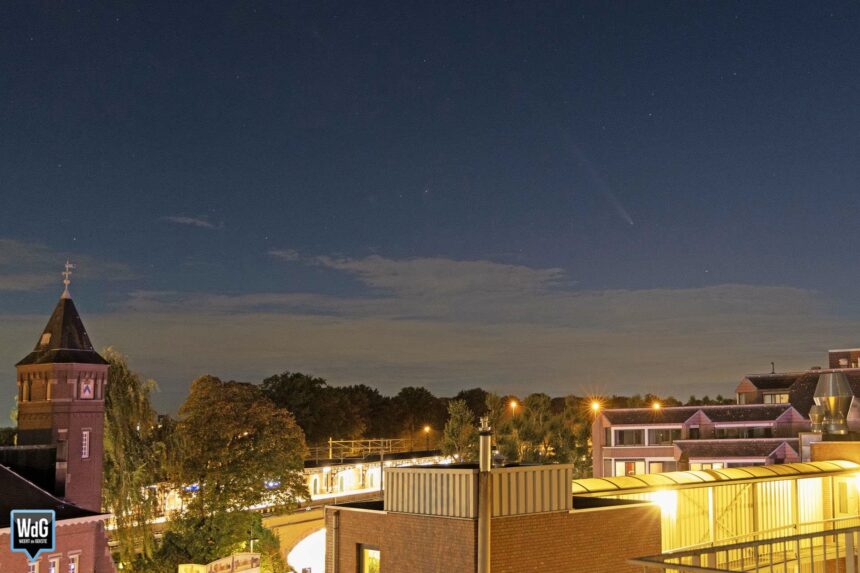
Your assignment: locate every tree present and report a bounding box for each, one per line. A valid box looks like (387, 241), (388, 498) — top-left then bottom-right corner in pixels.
(102, 348), (163, 570)
(441, 400), (478, 461)
(0, 427), (14, 446)
(174, 376), (308, 518)
(392, 387), (446, 443)
(152, 512), (289, 573)
(261, 372), (365, 444)
(453, 388), (488, 420)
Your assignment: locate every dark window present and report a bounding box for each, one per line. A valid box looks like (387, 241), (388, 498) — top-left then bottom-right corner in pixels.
(604, 427), (612, 446)
(613, 429), (645, 446)
(647, 428), (682, 445)
(715, 426), (772, 439)
(688, 427), (700, 439)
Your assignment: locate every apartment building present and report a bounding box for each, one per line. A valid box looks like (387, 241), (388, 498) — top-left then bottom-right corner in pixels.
(592, 348), (860, 478)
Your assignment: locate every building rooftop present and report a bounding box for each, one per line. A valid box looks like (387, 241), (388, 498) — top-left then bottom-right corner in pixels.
(0, 463), (103, 528)
(16, 296), (107, 366)
(601, 404), (794, 425)
(571, 460), (859, 495)
(674, 438), (799, 459)
(743, 373), (804, 390)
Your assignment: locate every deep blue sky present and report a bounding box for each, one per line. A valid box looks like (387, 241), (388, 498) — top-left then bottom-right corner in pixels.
(2, 2), (860, 413)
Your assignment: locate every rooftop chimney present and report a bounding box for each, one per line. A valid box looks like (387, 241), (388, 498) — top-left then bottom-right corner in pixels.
(814, 372), (854, 435)
(478, 417), (492, 573)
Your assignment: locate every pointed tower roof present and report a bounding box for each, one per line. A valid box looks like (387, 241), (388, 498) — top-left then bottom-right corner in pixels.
(16, 295), (108, 366)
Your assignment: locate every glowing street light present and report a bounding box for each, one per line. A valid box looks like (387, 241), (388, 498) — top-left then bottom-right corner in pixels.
(424, 425), (431, 450)
(652, 401), (662, 411)
(510, 399), (519, 416)
(591, 400), (601, 413)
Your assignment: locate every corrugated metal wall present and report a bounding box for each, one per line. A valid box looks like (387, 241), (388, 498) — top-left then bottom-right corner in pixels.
(384, 468), (478, 518)
(491, 465), (572, 517)
(384, 465), (574, 518)
(755, 479), (794, 538)
(713, 483), (753, 544)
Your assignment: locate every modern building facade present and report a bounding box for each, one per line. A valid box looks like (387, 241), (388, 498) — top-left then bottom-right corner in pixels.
(592, 348), (860, 478)
(592, 404), (806, 477)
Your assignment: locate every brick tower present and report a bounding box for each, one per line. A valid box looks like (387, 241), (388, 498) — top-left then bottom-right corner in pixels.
(15, 264), (108, 512)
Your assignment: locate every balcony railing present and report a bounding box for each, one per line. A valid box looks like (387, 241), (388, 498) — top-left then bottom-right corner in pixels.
(631, 519), (860, 572)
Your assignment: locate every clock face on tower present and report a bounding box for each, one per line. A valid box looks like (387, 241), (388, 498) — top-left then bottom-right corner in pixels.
(80, 379), (95, 400)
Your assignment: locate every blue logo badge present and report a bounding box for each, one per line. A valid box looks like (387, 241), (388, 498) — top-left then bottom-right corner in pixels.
(10, 510), (56, 561)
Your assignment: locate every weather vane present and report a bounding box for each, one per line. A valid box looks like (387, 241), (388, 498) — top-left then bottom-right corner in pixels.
(61, 259), (76, 298)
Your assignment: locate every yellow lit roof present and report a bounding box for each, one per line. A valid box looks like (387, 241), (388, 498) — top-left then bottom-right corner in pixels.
(571, 460), (860, 496)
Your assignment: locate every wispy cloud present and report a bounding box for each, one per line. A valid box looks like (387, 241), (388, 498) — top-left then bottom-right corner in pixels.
(160, 215), (222, 229)
(0, 239), (135, 292)
(2, 249), (854, 414)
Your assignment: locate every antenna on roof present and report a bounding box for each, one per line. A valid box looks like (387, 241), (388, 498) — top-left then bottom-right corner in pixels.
(771, 362), (775, 374)
(61, 260), (76, 299)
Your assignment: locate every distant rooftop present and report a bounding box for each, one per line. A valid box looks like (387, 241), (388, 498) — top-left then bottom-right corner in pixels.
(602, 404), (794, 425)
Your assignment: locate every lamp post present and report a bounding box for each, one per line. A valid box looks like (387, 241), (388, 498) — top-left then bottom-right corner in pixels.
(510, 399), (518, 417)
(424, 425), (431, 450)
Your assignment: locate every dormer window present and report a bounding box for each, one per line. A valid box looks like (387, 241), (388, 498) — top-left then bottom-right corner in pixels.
(764, 393), (790, 404)
(40, 332), (51, 346)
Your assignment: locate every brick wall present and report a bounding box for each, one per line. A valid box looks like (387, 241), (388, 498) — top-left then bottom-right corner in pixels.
(326, 508), (476, 572)
(326, 502), (660, 573)
(490, 505), (661, 573)
(0, 519), (115, 572)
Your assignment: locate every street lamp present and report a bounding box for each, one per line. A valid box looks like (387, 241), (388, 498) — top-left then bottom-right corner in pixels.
(652, 401), (662, 411)
(510, 399), (518, 416)
(591, 400), (601, 413)
(424, 425), (431, 450)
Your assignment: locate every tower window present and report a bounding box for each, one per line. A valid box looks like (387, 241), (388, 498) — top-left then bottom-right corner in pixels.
(40, 332), (51, 346)
(81, 430), (90, 459)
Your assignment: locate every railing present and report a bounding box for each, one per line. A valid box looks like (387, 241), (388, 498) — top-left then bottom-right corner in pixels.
(306, 438), (413, 462)
(670, 515), (860, 554)
(631, 523), (860, 572)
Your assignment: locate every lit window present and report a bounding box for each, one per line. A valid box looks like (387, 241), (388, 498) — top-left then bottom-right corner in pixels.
(764, 393), (789, 404)
(68, 555), (79, 573)
(49, 558), (59, 573)
(81, 430), (90, 459)
(359, 545), (380, 573)
(40, 332), (52, 346)
(615, 460), (645, 476)
(29, 561), (40, 573)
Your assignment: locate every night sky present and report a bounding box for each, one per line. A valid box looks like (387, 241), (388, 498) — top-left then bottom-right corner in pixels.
(2, 2), (860, 414)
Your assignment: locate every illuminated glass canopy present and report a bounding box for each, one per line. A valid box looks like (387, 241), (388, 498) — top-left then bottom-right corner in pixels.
(571, 460), (860, 495)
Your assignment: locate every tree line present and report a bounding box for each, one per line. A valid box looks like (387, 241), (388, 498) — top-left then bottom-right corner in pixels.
(0, 351), (736, 572)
